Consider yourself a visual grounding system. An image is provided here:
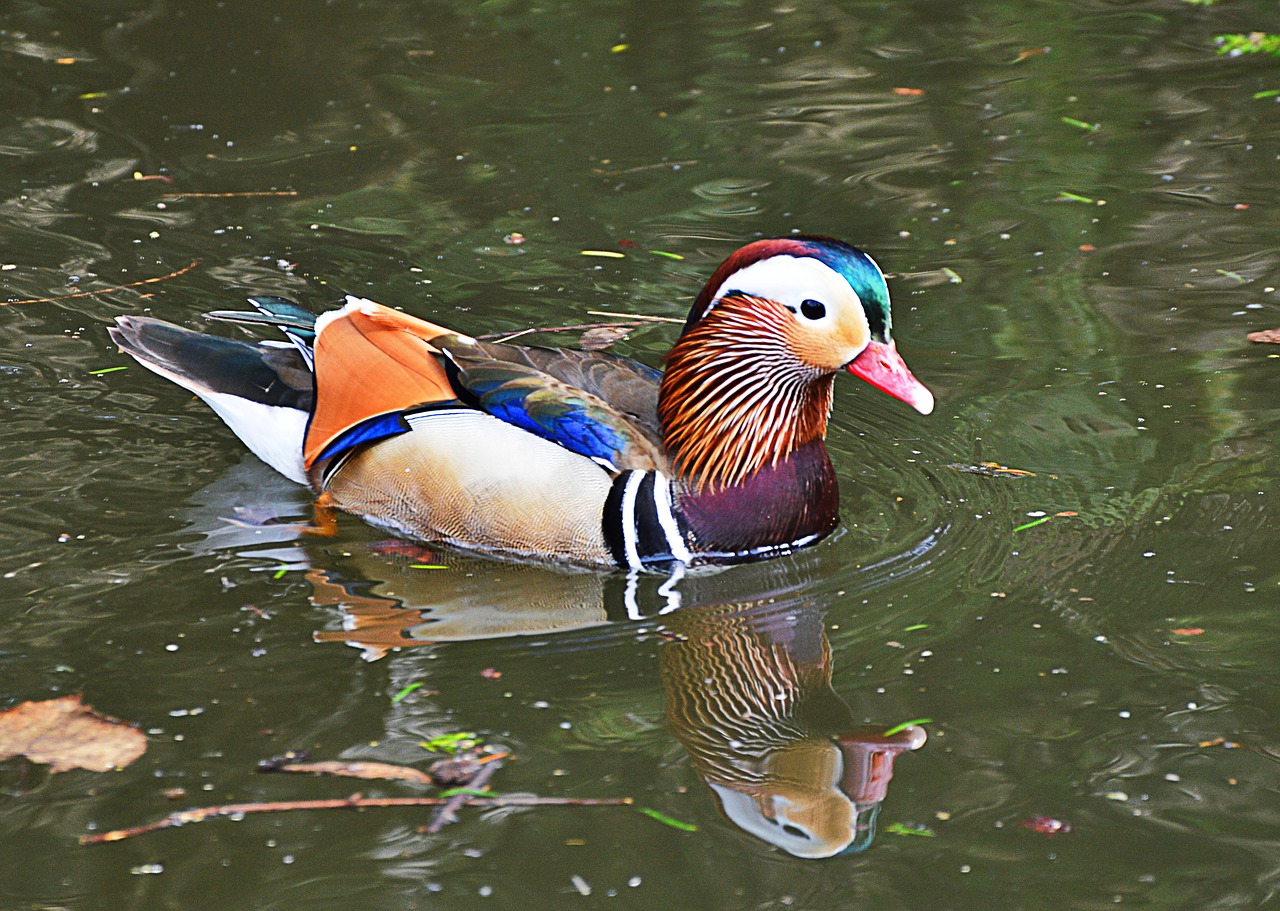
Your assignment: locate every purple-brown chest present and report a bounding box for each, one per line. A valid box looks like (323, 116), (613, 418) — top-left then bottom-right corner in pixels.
(676, 438), (840, 561)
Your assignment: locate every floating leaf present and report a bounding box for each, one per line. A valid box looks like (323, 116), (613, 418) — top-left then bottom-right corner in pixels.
(272, 567), (288, 579)
(581, 250), (625, 259)
(1254, 89), (1280, 100)
(648, 250), (684, 260)
(1216, 33), (1280, 58)
(1013, 516), (1052, 532)
(637, 807), (698, 832)
(1216, 269), (1247, 284)
(885, 822), (935, 837)
(0, 695), (146, 773)
(883, 718), (932, 737)
(1061, 116), (1099, 132)
(420, 731), (480, 754)
(409, 563), (448, 570)
(1012, 47), (1050, 63)
(1057, 190), (1095, 204)
(903, 623), (929, 632)
(88, 366), (127, 375)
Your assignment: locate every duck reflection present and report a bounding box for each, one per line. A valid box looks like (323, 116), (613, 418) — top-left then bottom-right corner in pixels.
(304, 543), (925, 857)
(660, 600), (924, 857)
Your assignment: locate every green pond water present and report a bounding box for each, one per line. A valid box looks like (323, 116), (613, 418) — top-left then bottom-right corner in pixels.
(2, 0), (1279, 907)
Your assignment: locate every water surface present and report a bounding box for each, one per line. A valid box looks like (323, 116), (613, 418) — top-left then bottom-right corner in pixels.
(2, 1), (1279, 908)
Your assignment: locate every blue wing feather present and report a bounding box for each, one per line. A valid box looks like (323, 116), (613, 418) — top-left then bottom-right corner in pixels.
(441, 342), (665, 472)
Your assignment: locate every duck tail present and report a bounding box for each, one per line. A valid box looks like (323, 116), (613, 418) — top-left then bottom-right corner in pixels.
(108, 315), (313, 486)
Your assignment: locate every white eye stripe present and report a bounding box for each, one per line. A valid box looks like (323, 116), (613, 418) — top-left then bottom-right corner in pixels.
(709, 255), (865, 330)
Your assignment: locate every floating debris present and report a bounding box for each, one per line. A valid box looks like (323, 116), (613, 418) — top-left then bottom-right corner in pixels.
(391, 682), (426, 703)
(883, 718), (932, 737)
(949, 461), (1038, 478)
(636, 807), (698, 832)
(0, 695), (146, 773)
(1061, 116), (1099, 132)
(1019, 815), (1072, 836)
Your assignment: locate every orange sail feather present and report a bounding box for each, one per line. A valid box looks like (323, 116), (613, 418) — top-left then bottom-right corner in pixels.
(304, 300), (461, 468)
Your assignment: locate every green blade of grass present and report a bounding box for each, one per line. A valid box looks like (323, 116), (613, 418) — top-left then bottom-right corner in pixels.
(883, 718), (933, 737)
(1061, 116), (1099, 132)
(636, 807), (698, 832)
(391, 682), (425, 704)
(437, 787), (496, 798)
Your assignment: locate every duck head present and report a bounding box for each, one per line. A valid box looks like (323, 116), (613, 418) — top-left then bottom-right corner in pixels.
(659, 236), (933, 492)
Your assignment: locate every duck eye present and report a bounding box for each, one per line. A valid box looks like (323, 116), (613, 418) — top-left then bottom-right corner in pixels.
(799, 299), (826, 320)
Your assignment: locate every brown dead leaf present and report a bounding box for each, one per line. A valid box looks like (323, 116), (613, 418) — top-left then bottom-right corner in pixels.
(580, 325), (633, 351)
(1172, 627), (1205, 636)
(0, 695), (146, 773)
(1247, 328), (1280, 344)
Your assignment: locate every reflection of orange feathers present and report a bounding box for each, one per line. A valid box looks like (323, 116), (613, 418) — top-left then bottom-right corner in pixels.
(304, 301), (459, 468)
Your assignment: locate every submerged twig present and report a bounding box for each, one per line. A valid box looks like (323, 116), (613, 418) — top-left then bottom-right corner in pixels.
(3, 260), (201, 307)
(81, 792), (633, 844)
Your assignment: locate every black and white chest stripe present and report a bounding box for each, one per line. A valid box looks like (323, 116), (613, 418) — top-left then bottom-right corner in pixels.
(602, 470), (693, 569)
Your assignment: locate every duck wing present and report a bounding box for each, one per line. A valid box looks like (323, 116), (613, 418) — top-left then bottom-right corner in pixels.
(438, 337), (667, 473)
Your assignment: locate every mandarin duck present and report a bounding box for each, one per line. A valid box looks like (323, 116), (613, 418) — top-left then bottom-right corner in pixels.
(109, 236), (933, 569)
